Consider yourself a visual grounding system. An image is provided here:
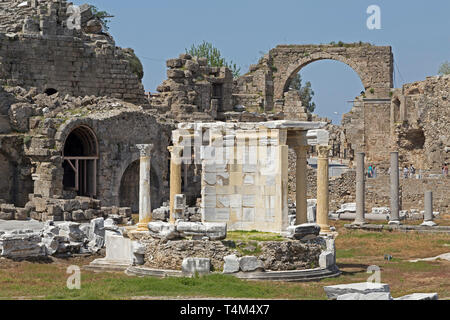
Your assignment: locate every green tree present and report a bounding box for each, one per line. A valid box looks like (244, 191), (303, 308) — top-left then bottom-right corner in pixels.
(438, 61), (450, 75)
(289, 74), (316, 113)
(91, 6), (114, 32)
(186, 41), (241, 78)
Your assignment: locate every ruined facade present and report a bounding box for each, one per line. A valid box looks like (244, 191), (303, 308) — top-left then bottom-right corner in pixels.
(0, 0), (145, 103)
(0, 0), (447, 224)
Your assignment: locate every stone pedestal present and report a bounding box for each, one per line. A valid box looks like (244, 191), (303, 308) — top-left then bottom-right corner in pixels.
(168, 146), (182, 223)
(136, 144), (153, 231)
(354, 152), (366, 225)
(294, 146), (309, 225)
(316, 146), (331, 234)
(389, 152), (400, 224)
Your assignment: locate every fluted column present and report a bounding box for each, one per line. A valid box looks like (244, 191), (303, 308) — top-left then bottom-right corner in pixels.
(317, 145), (331, 234)
(136, 144), (153, 231)
(168, 146), (182, 223)
(294, 145), (309, 224)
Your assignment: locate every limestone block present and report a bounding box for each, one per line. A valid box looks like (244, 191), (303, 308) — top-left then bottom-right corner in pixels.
(371, 207), (390, 215)
(229, 195), (242, 208)
(147, 221), (181, 240)
(174, 194), (186, 210)
(89, 217), (105, 240)
(166, 58), (183, 68)
(395, 293), (438, 300)
(337, 292), (393, 300)
(243, 174), (255, 185)
(319, 251), (335, 269)
(0, 212), (14, 220)
(181, 257), (211, 276)
(72, 210), (85, 221)
(239, 256), (264, 272)
(118, 207), (132, 217)
(243, 208), (255, 222)
(14, 208), (29, 220)
(286, 223), (320, 240)
(223, 254), (240, 274)
(58, 222), (86, 242)
(306, 129), (329, 146)
(336, 203), (356, 214)
(324, 282), (391, 300)
(217, 196), (230, 208)
(0, 232), (45, 259)
(242, 195), (256, 207)
(176, 221), (227, 240)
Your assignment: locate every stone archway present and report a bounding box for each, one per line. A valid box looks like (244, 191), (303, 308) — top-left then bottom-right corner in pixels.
(270, 44), (394, 99)
(119, 160), (160, 213)
(62, 125), (99, 197)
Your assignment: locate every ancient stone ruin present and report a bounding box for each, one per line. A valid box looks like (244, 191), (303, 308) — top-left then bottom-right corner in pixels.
(0, 0), (448, 297)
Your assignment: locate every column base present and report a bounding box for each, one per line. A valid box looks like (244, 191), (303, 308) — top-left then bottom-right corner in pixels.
(388, 220), (401, 225)
(421, 221), (437, 227)
(136, 222), (149, 231)
(351, 220), (366, 226)
(319, 224), (332, 234)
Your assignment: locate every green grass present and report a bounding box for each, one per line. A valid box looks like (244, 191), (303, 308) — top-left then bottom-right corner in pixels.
(1, 220), (449, 300)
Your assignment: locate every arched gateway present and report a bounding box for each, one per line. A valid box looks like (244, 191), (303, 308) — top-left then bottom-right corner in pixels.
(270, 44), (394, 99)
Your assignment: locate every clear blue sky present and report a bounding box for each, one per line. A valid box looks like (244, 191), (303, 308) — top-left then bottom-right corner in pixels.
(74, 0), (450, 124)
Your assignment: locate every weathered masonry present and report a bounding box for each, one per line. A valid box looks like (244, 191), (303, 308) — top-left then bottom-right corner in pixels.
(0, 0), (145, 103)
(233, 44), (394, 112)
(171, 121), (331, 233)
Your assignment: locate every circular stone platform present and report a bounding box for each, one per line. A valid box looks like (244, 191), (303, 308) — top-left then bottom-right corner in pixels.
(125, 265), (341, 282)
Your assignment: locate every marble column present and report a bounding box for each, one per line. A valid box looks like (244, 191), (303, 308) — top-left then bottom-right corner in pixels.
(354, 152), (366, 225)
(316, 145), (331, 234)
(389, 151), (400, 224)
(136, 144), (153, 231)
(168, 146), (182, 224)
(294, 145), (309, 224)
(421, 191), (436, 226)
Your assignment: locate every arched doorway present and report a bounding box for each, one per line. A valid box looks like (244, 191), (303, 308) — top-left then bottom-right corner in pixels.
(119, 160), (160, 213)
(62, 125), (99, 197)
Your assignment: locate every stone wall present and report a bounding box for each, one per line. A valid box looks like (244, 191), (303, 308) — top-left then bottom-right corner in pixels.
(140, 238), (321, 271)
(0, 0), (145, 103)
(150, 54), (233, 120)
(392, 75), (450, 171)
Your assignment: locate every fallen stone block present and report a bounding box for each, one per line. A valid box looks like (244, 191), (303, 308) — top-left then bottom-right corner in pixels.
(337, 292), (393, 300)
(286, 223), (320, 240)
(319, 251), (335, 269)
(395, 293), (438, 300)
(223, 254), (240, 274)
(324, 282), (390, 300)
(0, 232), (45, 259)
(58, 222), (86, 242)
(181, 257), (211, 276)
(0, 211), (14, 220)
(239, 256), (264, 272)
(14, 208), (30, 220)
(176, 221), (227, 240)
(148, 221), (181, 240)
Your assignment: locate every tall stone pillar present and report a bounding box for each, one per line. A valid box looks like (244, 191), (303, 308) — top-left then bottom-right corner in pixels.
(316, 145), (331, 234)
(354, 152), (366, 225)
(168, 146), (182, 224)
(294, 145), (309, 224)
(421, 191), (436, 226)
(136, 144), (153, 231)
(389, 151), (401, 224)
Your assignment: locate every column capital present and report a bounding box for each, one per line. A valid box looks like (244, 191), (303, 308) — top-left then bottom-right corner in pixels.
(317, 145), (331, 159)
(136, 144), (154, 157)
